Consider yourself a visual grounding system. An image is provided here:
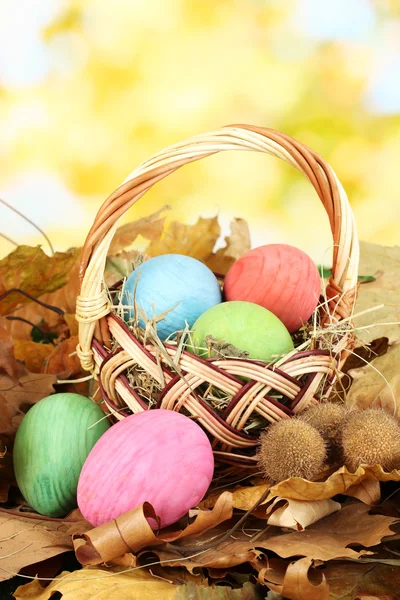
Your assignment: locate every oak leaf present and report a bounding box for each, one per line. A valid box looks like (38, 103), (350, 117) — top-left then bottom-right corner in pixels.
(0, 246), (80, 316)
(320, 561), (400, 600)
(0, 508), (88, 582)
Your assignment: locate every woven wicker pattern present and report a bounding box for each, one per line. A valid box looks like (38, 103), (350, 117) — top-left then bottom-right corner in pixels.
(77, 125), (359, 468)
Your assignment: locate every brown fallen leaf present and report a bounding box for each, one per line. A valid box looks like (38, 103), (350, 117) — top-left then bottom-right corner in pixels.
(266, 464), (400, 503)
(146, 216), (220, 260)
(41, 335), (82, 378)
(347, 345), (400, 416)
(265, 497), (341, 530)
(345, 478), (381, 505)
(260, 502), (397, 561)
(205, 218), (251, 275)
(0, 508), (88, 581)
(0, 320), (20, 379)
(321, 561), (400, 600)
(259, 557), (329, 600)
(0, 366), (56, 437)
(73, 492), (233, 566)
(13, 340), (53, 374)
(0, 435), (15, 502)
(0, 246), (80, 316)
(353, 241), (400, 346)
(157, 501), (398, 571)
(13, 566), (261, 600)
(109, 205), (169, 255)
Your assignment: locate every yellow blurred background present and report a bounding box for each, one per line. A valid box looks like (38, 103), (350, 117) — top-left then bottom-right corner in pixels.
(1, 0), (400, 265)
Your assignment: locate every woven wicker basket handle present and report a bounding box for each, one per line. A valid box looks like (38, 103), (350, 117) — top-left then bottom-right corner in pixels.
(77, 125), (359, 372)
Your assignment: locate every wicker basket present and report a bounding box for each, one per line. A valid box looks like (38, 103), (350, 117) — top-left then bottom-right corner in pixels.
(76, 125), (359, 472)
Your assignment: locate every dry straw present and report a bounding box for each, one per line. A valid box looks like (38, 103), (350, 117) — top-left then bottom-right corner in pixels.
(76, 125), (359, 473)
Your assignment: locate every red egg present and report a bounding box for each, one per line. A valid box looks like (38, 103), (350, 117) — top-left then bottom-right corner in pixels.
(224, 244), (320, 333)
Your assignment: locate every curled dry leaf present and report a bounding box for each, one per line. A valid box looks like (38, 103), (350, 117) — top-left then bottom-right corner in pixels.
(13, 566), (261, 600)
(0, 246), (80, 316)
(0, 508), (89, 582)
(353, 241), (400, 345)
(0, 367), (56, 437)
(259, 557), (329, 600)
(267, 464), (400, 502)
(109, 205), (170, 255)
(265, 497), (341, 531)
(73, 492), (233, 566)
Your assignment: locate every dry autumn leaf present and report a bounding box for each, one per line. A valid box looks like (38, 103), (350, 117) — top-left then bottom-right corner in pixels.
(266, 464), (400, 503)
(0, 246), (80, 316)
(156, 501), (397, 571)
(205, 218), (251, 275)
(146, 216), (220, 260)
(0, 320), (20, 380)
(73, 492), (233, 566)
(13, 341), (53, 374)
(259, 557), (329, 600)
(109, 205), (170, 255)
(0, 366), (56, 437)
(265, 497), (341, 531)
(0, 508), (89, 582)
(320, 561), (400, 600)
(353, 241), (400, 346)
(0, 435), (15, 502)
(347, 345), (400, 416)
(13, 566), (262, 600)
(260, 502), (397, 561)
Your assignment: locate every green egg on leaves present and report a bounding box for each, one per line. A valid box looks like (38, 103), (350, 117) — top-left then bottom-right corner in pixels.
(13, 393), (110, 517)
(188, 301), (293, 363)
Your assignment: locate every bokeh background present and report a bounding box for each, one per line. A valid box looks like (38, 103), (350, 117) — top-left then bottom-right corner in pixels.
(1, 0), (400, 264)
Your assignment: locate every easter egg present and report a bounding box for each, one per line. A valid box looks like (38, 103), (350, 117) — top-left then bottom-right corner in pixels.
(224, 244), (321, 333)
(188, 301), (293, 362)
(122, 254), (221, 341)
(77, 410), (214, 528)
(13, 393), (110, 517)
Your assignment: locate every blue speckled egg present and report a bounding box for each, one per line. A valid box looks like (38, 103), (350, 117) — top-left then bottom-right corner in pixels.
(122, 254), (222, 340)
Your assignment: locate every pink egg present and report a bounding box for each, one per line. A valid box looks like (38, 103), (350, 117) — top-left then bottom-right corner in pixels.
(77, 409), (214, 528)
(224, 244), (320, 333)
